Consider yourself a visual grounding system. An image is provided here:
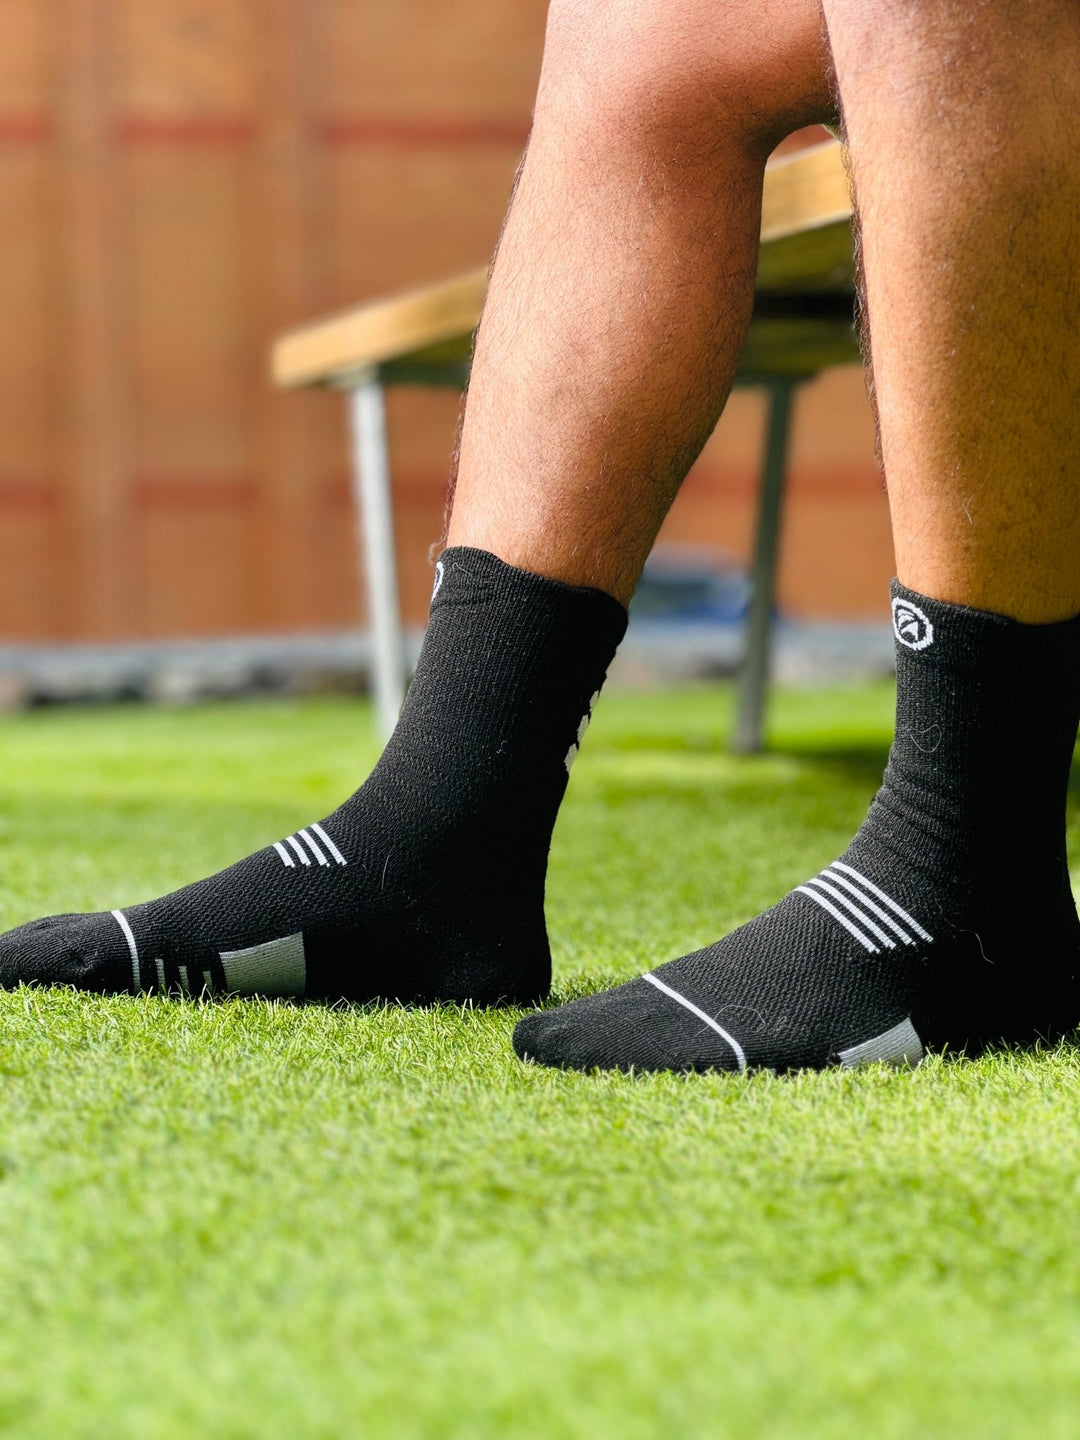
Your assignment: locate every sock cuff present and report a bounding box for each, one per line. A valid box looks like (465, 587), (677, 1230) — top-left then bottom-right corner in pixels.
(890, 579), (1080, 675)
(431, 547), (628, 648)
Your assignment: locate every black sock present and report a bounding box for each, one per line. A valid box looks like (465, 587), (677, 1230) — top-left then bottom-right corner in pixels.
(0, 548), (626, 1004)
(514, 582), (1080, 1072)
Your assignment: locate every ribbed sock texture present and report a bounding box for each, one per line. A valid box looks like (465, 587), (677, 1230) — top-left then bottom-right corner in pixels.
(0, 548), (626, 1004)
(514, 582), (1080, 1072)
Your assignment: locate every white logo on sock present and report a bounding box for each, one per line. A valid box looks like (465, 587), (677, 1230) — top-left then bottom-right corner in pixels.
(892, 597), (934, 651)
(564, 690), (601, 774)
(431, 560), (445, 603)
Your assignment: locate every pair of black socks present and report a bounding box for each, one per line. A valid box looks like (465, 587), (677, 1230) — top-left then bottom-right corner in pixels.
(1, 550), (1079, 1073)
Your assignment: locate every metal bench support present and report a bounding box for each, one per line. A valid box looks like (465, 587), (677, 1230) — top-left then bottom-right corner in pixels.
(733, 376), (799, 754)
(345, 363), (800, 753)
(347, 370), (407, 740)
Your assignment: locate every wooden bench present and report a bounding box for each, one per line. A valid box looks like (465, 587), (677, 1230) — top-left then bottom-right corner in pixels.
(272, 137), (857, 748)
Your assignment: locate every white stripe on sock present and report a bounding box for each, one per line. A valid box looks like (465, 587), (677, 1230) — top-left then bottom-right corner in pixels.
(310, 822), (347, 866)
(804, 878), (896, 949)
(821, 868), (913, 944)
(642, 972), (747, 1071)
(829, 862), (933, 941)
(110, 909), (141, 992)
(273, 841), (295, 868)
(795, 886), (879, 952)
(298, 828), (329, 866)
(178, 964), (190, 994)
(286, 834), (311, 866)
(155, 958), (166, 990)
(838, 1016), (924, 1068)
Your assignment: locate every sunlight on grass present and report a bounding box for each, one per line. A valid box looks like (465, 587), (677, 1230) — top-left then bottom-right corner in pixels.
(0, 686), (1077, 1437)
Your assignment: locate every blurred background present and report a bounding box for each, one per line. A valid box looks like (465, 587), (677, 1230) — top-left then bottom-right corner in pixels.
(0, 0), (895, 701)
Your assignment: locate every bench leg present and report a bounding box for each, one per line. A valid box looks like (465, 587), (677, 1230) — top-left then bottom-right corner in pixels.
(733, 377), (798, 755)
(347, 375), (407, 740)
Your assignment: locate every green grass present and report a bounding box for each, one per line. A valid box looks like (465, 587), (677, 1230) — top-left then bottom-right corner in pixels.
(0, 685), (1078, 1437)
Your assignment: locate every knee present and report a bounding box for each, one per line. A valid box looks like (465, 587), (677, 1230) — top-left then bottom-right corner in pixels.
(538, 0), (835, 160)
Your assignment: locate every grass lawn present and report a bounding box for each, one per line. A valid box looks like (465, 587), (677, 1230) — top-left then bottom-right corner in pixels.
(0, 684), (1078, 1437)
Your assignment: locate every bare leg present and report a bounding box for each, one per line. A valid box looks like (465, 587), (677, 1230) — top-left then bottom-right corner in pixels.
(824, 0), (1080, 623)
(515, 0), (1080, 1073)
(0, 0), (838, 1010)
(447, 0), (833, 604)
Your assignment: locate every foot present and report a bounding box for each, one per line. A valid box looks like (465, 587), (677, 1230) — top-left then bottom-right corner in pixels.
(0, 550), (626, 1005)
(513, 849), (1080, 1073)
(515, 585), (1080, 1072)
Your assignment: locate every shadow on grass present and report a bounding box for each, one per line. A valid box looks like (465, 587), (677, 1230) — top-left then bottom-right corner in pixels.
(770, 739), (890, 790)
(770, 736), (1080, 798)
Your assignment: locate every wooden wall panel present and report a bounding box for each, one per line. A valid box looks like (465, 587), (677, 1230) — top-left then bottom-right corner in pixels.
(125, 148), (256, 481)
(328, 146), (522, 297)
(275, 389), (360, 629)
(300, 468), (363, 627)
(0, 151), (57, 488)
(322, 0), (545, 124)
(0, 0), (53, 109)
(0, 13), (64, 664)
(247, 1), (347, 634)
(114, 0), (257, 115)
(138, 507), (255, 634)
(0, 514), (65, 637)
(57, 0), (134, 640)
(0, 2), (889, 646)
